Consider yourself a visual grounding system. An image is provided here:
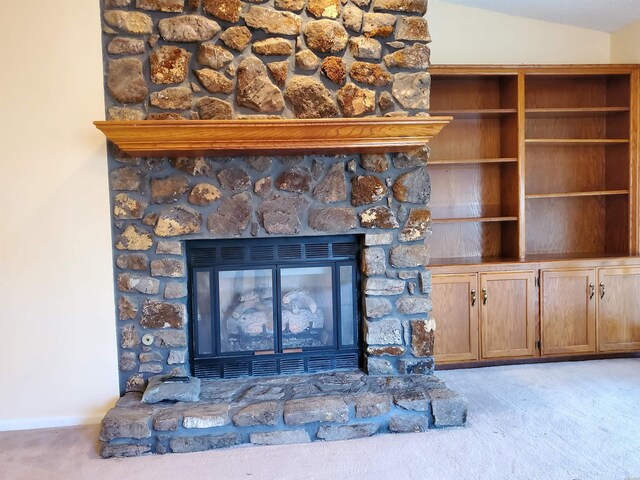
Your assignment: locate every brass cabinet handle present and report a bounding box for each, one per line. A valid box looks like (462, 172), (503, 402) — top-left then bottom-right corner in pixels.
(471, 289), (477, 307)
(482, 288), (488, 305)
(589, 283), (595, 300)
(600, 282), (606, 299)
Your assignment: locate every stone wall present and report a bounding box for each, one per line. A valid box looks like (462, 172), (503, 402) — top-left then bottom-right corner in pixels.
(100, 0), (434, 393)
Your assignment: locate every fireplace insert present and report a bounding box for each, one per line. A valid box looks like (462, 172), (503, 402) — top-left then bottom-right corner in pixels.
(187, 235), (361, 379)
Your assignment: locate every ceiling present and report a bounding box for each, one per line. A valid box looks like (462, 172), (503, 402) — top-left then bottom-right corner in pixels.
(441, 0), (640, 32)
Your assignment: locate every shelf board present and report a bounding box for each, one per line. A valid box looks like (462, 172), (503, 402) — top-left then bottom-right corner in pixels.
(429, 157), (518, 166)
(526, 190), (629, 199)
(429, 256), (521, 267)
(94, 117), (452, 157)
(429, 109), (517, 119)
(429, 253), (639, 268)
(525, 107), (630, 118)
(525, 138), (629, 146)
(431, 216), (518, 224)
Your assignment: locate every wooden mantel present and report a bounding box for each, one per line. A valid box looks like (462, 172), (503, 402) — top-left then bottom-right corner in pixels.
(94, 117), (451, 157)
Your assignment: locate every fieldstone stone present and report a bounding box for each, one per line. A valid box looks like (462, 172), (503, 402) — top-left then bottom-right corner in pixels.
(351, 176), (387, 206)
(198, 97), (233, 119)
(247, 156), (272, 172)
(108, 106), (146, 121)
(367, 345), (405, 356)
(393, 167), (430, 203)
(204, 0), (242, 22)
(303, 20), (349, 53)
(307, 0), (341, 18)
(101, 444), (151, 459)
(153, 409), (182, 431)
(429, 389), (468, 427)
(194, 69), (234, 94)
(116, 253), (149, 271)
(115, 225), (153, 251)
(396, 297), (431, 316)
(114, 193), (147, 219)
(148, 113), (186, 120)
(349, 61), (391, 86)
(395, 16), (430, 41)
(151, 175), (189, 204)
(321, 57), (347, 85)
(121, 325), (140, 349)
(107, 58), (148, 103)
(164, 282), (188, 299)
(317, 423), (378, 440)
(387, 41), (405, 49)
(104, 10), (153, 34)
(284, 396), (349, 425)
(254, 176), (273, 198)
(365, 318), (402, 345)
(313, 162), (347, 203)
(208, 193), (252, 236)
(394, 390), (430, 412)
(218, 167), (251, 191)
(150, 46), (190, 84)
(364, 277), (405, 295)
(388, 414), (428, 433)
(119, 351), (137, 371)
(119, 296), (138, 320)
(364, 232), (393, 245)
(394, 145), (429, 168)
(257, 195), (308, 234)
(348, 36), (382, 60)
(158, 15), (221, 42)
(150, 87), (193, 110)
(242, 385), (286, 401)
(253, 38), (293, 56)
(250, 430), (311, 445)
(295, 50), (321, 70)
(243, 6), (302, 35)
(362, 12), (396, 37)
(392, 72), (430, 109)
(156, 241), (182, 255)
(390, 244), (430, 267)
(118, 273), (159, 294)
(99, 408), (152, 441)
(141, 300), (186, 329)
(170, 433), (242, 453)
(233, 402), (278, 426)
(361, 153), (389, 172)
(137, 0), (185, 11)
(362, 247), (386, 276)
(151, 259), (186, 278)
(155, 330), (187, 347)
(236, 57), (285, 113)
(352, 0), (371, 6)
(342, 4), (363, 31)
(139, 363), (163, 374)
(308, 207), (356, 232)
(399, 208), (431, 242)
(275, 167), (312, 193)
(108, 37), (145, 55)
(360, 206), (399, 228)
(267, 61), (288, 87)
(219, 26), (252, 51)
(139, 352), (163, 363)
(187, 183), (220, 206)
(275, 0), (305, 11)
(183, 404), (231, 428)
(372, 0), (426, 13)
(410, 317), (436, 357)
(337, 83), (375, 117)
(155, 206), (202, 236)
(198, 43), (234, 69)
(142, 374), (201, 403)
(384, 43), (430, 70)
(354, 393), (391, 418)
(367, 357), (394, 375)
(107, 0), (132, 6)
(364, 297), (392, 318)
(125, 374), (146, 392)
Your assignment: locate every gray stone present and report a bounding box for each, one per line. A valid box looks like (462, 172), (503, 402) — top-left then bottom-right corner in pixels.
(99, 407), (152, 441)
(150, 46), (190, 84)
(194, 69), (234, 94)
(111, 167), (144, 191)
(362, 247), (386, 276)
(313, 162), (347, 203)
(378, 91), (395, 111)
(384, 43), (431, 70)
(142, 374), (201, 403)
(153, 409), (182, 431)
(337, 83), (376, 117)
(198, 43), (234, 69)
(154, 330), (187, 347)
(167, 349), (186, 365)
(141, 300), (186, 329)
(388, 414), (428, 433)
(393, 167), (430, 204)
(429, 388), (468, 427)
(158, 15), (220, 42)
(257, 195), (308, 234)
(362, 12), (396, 37)
(198, 97), (233, 120)
(121, 325), (140, 349)
(218, 167), (251, 191)
(360, 206), (399, 229)
(220, 26), (252, 51)
(317, 423), (378, 440)
(394, 146), (430, 168)
(308, 207), (357, 233)
(116, 253), (149, 271)
(372, 0), (426, 14)
(303, 20), (349, 53)
(236, 57), (285, 113)
(233, 401), (278, 426)
(139, 352), (163, 363)
(104, 10), (153, 34)
(170, 433), (242, 453)
(165, 282), (188, 299)
(151, 86), (193, 110)
(183, 404), (231, 428)
(243, 6), (302, 35)
(247, 156), (273, 172)
(151, 259), (185, 277)
(395, 16), (431, 42)
(107, 37), (145, 55)
(118, 273), (160, 294)
(295, 50), (321, 71)
(151, 175), (190, 204)
(120, 351), (137, 371)
(392, 72), (430, 110)
(348, 36), (382, 60)
(397, 358), (434, 375)
(394, 390), (430, 411)
(101, 444), (151, 459)
(156, 241), (182, 256)
(420, 270), (431, 295)
(365, 318), (402, 345)
(250, 430), (311, 445)
(360, 155), (389, 174)
(170, 157), (211, 176)
(208, 193), (252, 236)
(155, 206), (202, 237)
(115, 225), (154, 251)
(390, 244), (430, 268)
(397, 296), (431, 314)
(284, 396), (349, 425)
(137, 0), (185, 11)
(114, 194), (147, 220)
(242, 385), (286, 401)
(355, 393), (391, 418)
(349, 62), (392, 86)
(107, 58), (148, 103)
(364, 233), (393, 245)
(139, 363), (163, 374)
(119, 296), (138, 320)
(364, 297), (392, 318)
(364, 277), (405, 296)
(204, 0), (243, 22)
(275, 167), (312, 193)
(367, 357), (394, 375)
(284, 76), (339, 118)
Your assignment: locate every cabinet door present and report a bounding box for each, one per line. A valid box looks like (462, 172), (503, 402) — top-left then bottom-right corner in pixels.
(432, 274), (479, 363)
(597, 267), (640, 352)
(541, 269), (596, 355)
(480, 271), (536, 359)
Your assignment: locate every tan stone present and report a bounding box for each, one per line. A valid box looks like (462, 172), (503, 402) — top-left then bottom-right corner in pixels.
(198, 43), (234, 69)
(342, 4), (363, 32)
(236, 57), (285, 113)
(384, 43), (430, 70)
(307, 0), (341, 19)
(349, 61), (392, 86)
(399, 208), (431, 242)
(348, 36), (382, 60)
(321, 56), (347, 85)
(219, 26), (252, 51)
(243, 6), (302, 35)
(194, 69), (234, 94)
(304, 19), (349, 53)
(372, 0), (426, 14)
(274, 0), (305, 11)
(114, 193), (147, 219)
(150, 46), (190, 84)
(108, 107), (146, 121)
(252, 38), (293, 56)
(107, 58), (148, 103)
(136, 0), (185, 12)
(361, 154), (389, 172)
(378, 91), (394, 110)
(188, 183), (222, 205)
(107, 37), (145, 55)
(204, 0), (243, 22)
(284, 76), (339, 119)
(158, 15), (221, 42)
(104, 10), (153, 34)
(337, 83), (375, 117)
(148, 113), (187, 120)
(115, 225), (153, 251)
(392, 72), (430, 109)
(198, 97), (233, 119)
(150, 87), (193, 109)
(395, 16), (430, 41)
(267, 61), (289, 87)
(362, 12), (396, 37)
(155, 206), (202, 237)
(295, 49), (321, 70)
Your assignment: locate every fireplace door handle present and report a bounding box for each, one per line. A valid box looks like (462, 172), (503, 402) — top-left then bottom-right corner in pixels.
(482, 288), (488, 305)
(589, 283), (595, 300)
(600, 282), (606, 299)
(471, 289), (476, 307)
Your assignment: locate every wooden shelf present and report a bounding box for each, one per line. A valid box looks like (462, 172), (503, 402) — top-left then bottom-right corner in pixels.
(431, 216), (518, 224)
(94, 117), (452, 157)
(429, 109), (517, 118)
(526, 190), (629, 199)
(429, 157), (518, 166)
(525, 138), (629, 146)
(526, 107), (630, 118)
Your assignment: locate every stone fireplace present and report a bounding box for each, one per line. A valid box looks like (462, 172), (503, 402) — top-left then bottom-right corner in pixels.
(97, 0), (467, 457)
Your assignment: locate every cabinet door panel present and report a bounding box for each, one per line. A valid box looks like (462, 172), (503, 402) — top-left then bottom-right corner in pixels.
(433, 274), (479, 363)
(481, 271), (536, 359)
(541, 269), (596, 355)
(597, 267), (640, 352)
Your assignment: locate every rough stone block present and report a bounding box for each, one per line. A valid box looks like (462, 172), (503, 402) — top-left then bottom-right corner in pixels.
(364, 297), (392, 318)
(317, 423), (378, 441)
(233, 401), (278, 426)
(99, 407), (152, 441)
(355, 393), (391, 418)
(153, 409), (183, 431)
(365, 318), (402, 345)
(250, 430), (311, 445)
(388, 414), (428, 433)
(390, 244), (430, 268)
(393, 390), (430, 412)
(364, 277), (405, 296)
(143, 374), (201, 404)
(367, 356), (395, 375)
(170, 433), (242, 453)
(364, 233), (393, 245)
(429, 388), (468, 427)
(151, 259), (186, 277)
(154, 330), (187, 348)
(284, 396), (349, 425)
(141, 300), (186, 329)
(362, 247), (386, 276)
(183, 404), (231, 428)
(101, 443), (151, 458)
(397, 358), (434, 375)
(397, 296), (431, 314)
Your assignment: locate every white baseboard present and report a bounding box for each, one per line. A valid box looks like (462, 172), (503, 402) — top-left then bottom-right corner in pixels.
(0, 415), (103, 432)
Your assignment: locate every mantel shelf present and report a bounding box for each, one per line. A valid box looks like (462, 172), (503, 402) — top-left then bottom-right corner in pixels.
(94, 117), (452, 157)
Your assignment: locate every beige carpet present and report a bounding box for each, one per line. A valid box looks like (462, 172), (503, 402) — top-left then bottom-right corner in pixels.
(2, 358), (639, 480)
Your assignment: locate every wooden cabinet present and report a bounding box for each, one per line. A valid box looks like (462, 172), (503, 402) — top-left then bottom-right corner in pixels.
(597, 267), (640, 352)
(540, 269), (596, 355)
(432, 274), (479, 363)
(480, 271), (536, 359)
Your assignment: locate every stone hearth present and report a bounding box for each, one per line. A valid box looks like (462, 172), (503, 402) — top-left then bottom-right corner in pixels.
(100, 371), (466, 457)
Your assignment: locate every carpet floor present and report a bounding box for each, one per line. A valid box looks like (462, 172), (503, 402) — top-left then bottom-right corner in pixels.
(1, 358), (639, 480)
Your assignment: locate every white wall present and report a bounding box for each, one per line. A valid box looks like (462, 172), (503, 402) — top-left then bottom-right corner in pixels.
(0, 0), (119, 430)
(611, 20), (640, 63)
(429, 0), (611, 65)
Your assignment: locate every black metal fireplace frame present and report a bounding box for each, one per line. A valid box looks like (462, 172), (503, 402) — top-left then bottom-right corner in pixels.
(186, 235), (362, 379)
